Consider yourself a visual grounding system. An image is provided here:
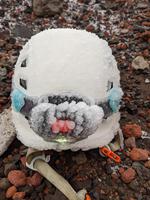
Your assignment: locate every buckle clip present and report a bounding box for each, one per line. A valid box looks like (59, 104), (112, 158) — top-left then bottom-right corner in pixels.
(99, 147), (121, 163)
(85, 193), (91, 200)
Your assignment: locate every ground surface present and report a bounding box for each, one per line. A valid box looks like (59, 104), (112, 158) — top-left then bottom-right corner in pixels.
(0, 0), (150, 200)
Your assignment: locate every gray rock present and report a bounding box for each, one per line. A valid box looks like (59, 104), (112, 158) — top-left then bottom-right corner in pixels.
(0, 109), (16, 156)
(128, 179), (139, 191)
(132, 56), (149, 70)
(137, 2), (149, 9)
(125, 137), (136, 149)
(0, 67), (7, 81)
(0, 178), (11, 190)
(4, 162), (17, 176)
(33, 0), (64, 17)
(13, 24), (33, 39)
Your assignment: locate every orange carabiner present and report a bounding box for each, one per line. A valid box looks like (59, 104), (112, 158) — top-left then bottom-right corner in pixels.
(99, 147), (121, 163)
(85, 193), (91, 200)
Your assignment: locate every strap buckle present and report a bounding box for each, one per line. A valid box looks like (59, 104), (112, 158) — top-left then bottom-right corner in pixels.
(99, 146), (121, 163)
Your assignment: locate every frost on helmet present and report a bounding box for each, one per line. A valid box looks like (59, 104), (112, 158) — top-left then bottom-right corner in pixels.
(11, 28), (123, 151)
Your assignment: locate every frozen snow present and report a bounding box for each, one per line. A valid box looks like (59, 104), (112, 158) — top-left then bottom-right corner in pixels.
(12, 28), (122, 151)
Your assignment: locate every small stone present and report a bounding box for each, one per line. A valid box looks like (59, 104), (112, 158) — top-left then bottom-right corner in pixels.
(33, 0), (64, 17)
(130, 148), (149, 161)
(126, 104), (138, 115)
(132, 56), (149, 70)
(0, 67), (7, 80)
(20, 156), (27, 167)
(0, 178), (11, 190)
(121, 29), (129, 34)
(141, 31), (150, 40)
(28, 172), (43, 187)
(8, 170), (26, 187)
(6, 186), (17, 198)
(125, 137), (136, 149)
(121, 168), (136, 183)
(118, 167), (125, 174)
(72, 152), (87, 165)
(145, 78), (150, 83)
(128, 179), (139, 191)
(137, 2), (149, 9)
(144, 160), (150, 169)
(117, 43), (127, 50)
(0, 109), (16, 156)
(12, 191), (26, 200)
(13, 24), (33, 39)
(4, 162), (17, 176)
(86, 24), (95, 32)
(122, 124), (142, 138)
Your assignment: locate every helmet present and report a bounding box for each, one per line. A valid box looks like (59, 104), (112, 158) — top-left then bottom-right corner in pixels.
(11, 28), (123, 151)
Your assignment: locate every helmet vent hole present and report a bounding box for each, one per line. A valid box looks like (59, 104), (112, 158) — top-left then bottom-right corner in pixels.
(107, 81), (113, 91)
(20, 79), (27, 89)
(21, 60), (26, 67)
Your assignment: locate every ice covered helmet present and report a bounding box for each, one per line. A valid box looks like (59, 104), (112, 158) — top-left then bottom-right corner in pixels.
(11, 29), (123, 151)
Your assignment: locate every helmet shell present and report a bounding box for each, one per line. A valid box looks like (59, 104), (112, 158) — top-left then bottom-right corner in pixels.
(12, 28), (121, 151)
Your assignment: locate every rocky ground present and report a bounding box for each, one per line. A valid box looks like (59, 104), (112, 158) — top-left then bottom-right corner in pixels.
(0, 0), (150, 200)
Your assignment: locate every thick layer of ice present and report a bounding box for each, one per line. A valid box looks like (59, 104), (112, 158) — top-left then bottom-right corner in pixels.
(12, 28), (122, 150)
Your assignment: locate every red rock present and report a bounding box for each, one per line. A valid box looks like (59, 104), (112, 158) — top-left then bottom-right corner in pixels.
(27, 172), (43, 187)
(20, 156), (27, 167)
(141, 31), (150, 40)
(118, 167), (125, 174)
(121, 168), (136, 183)
(130, 148), (149, 161)
(125, 137), (136, 149)
(122, 124), (142, 138)
(12, 192), (25, 200)
(144, 160), (150, 169)
(142, 22), (150, 27)
(117, 43), (127, 50)
(8, 170), (26, 187)
(86, 24), (95, 32)
(6, 186), (17, 198)
(143, 49), (149, 57)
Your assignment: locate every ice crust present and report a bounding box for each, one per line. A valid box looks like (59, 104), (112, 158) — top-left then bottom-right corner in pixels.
(12, 28), (122, 151)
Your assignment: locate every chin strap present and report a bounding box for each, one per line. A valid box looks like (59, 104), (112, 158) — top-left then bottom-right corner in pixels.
(26, 148), (91, 200)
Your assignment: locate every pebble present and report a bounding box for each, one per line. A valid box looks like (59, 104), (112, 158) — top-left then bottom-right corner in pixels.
(12, 191), (26, 200)
(121, 168), (136, 183)
(8, 170), (26, 187)
(13, 24), (33, 39)
(144, 160), (150, 169)
(137, 2), (149, 9)
(145, 78), (150, 83)
(0, 178), (11, 190)
(128, 179), (139, 191)
(4, 162), (17, 176)
(132, 56), (149, 70)
(33, 0), (64, 17)
(0, 109), (16, 156)
(6, 186), (17, 198)
(121, 29), (129, 34)
(86, 24), (95, 32)
(132, 162), (150, 179)
(20, 156), (27, 167)
(28, 172), (43, 187)
(125, 137), (136, 149)
(122, 123), (142, 138)
(130, 148), (149, 161)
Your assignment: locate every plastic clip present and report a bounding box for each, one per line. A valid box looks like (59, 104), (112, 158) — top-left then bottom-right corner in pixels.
(99, 147), (121, 163)
(85, 193), (91, 200)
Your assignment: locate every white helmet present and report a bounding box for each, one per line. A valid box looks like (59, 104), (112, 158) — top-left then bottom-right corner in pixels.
(11, 28), (123, 151)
